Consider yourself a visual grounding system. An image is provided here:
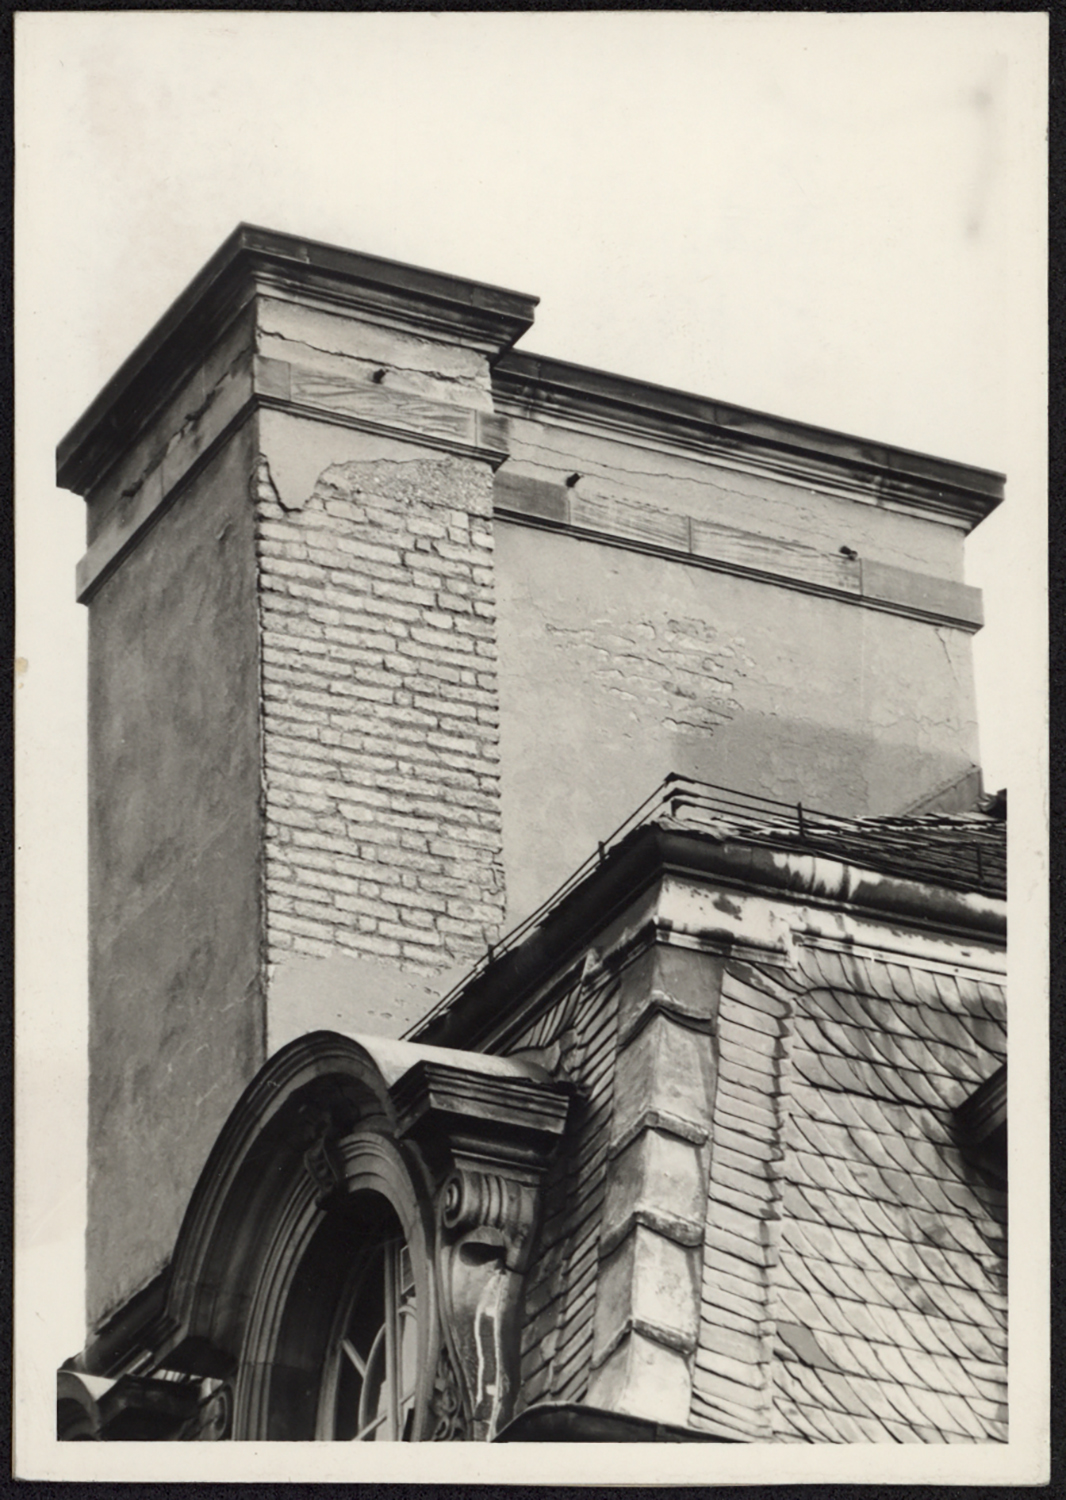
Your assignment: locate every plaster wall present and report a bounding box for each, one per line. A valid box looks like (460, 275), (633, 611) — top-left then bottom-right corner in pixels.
(502, 413), (967, 580)
(494, 522), (980, 925)
(86, 425), (264, 1327)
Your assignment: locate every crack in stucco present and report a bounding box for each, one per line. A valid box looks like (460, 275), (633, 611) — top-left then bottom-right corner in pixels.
(934, 627), (965, 695)
(258, 328), (486, 394)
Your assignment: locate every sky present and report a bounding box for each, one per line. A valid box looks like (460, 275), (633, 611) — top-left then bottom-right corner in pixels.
(14, 13), (1047, 1481)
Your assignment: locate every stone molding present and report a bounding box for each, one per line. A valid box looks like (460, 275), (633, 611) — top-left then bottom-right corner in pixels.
(494, 471), (984, 632)
(58, 223), (536, 499)
(492, 351), (1003, 533)
(256, 355), (511, 472)
(74, 350), (513, 604)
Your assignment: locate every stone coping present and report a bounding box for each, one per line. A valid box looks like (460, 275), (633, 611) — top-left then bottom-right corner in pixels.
(57, 224), (539, 496)
(493, 351), (1004, 532)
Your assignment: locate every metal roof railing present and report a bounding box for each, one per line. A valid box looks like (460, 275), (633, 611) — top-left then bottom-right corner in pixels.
(404, 773), (1005, 1038)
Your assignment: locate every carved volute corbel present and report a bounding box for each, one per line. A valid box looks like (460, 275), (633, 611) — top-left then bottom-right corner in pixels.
(390, 1059), (572, 1440)
(440, 1167), (540, 1273)
(433, 1170), (536, 1441)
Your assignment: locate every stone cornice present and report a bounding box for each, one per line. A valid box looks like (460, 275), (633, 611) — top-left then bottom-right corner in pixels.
(57, 224), (538, 498)
(493, 351), (1004, 533)
(73, 349), (515, 604)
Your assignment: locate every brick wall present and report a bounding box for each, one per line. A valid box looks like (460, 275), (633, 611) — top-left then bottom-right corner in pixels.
(255, 450), (507, 978)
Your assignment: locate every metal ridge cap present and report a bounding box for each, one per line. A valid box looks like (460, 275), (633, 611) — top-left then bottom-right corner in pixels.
(57, 224), (539, 493)
(493, 349), (1005, 511)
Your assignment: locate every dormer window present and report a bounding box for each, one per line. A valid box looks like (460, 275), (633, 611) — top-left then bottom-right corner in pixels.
(954, 1063), (1007, 1182)
(319, 1228), (419, 1442)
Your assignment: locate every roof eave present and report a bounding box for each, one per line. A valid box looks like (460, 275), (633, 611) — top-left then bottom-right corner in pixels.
(411, 824), (1006, 1052)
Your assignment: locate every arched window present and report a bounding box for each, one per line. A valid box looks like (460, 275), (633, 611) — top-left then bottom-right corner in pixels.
(240, 1136), (438, 1443)
(317, 1214), (419, 1441)
(93, 1036), (571, 1444)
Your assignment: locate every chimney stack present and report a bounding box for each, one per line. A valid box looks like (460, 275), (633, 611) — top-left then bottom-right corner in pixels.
(58, 226), (537, 1326)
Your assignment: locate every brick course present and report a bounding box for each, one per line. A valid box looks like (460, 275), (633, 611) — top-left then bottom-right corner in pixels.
(255, 453), (506, 974)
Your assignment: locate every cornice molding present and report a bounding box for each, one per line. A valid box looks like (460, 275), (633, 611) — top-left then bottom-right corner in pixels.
(494, 471), (983, 632)
(57, 224), (537, 498)
(73, 351), (513, 604)
(493, 351), (1004, 533)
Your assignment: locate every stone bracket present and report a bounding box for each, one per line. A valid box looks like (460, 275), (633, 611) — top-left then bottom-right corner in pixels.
(390, 1057), (572, 1440)
(391, 1059), (572, 1185)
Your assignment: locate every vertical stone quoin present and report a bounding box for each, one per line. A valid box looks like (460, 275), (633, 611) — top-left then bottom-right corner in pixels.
(255, 448), (507, 979)
(587, 943), (723, 1426)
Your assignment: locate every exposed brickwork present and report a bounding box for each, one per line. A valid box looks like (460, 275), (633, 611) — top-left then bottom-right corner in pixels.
(690, 946), (1008, 1444)
(543, 610), (748, 736)
(254, 451), (506, 976)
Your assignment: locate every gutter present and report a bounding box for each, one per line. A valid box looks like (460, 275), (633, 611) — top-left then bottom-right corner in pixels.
(412, 823), (1005, 1052)
(494, 1401), (731, 1443)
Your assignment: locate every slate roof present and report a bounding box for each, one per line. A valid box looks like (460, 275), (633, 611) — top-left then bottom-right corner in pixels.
(507, 966), (622, 1412)
(418, 776), (1007, 1442)
(691, 946), (1007, 1444)
(412, 777), (1006, 1041)
(662, 785), (1006, 902)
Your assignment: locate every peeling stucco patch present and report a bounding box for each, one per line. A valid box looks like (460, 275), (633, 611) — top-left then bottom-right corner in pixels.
(545, 611), (749, 735)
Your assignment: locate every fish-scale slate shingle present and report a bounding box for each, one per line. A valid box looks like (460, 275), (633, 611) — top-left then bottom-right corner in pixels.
(510, 970), (621, 1413)
(690, 942), (1006, 1444)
